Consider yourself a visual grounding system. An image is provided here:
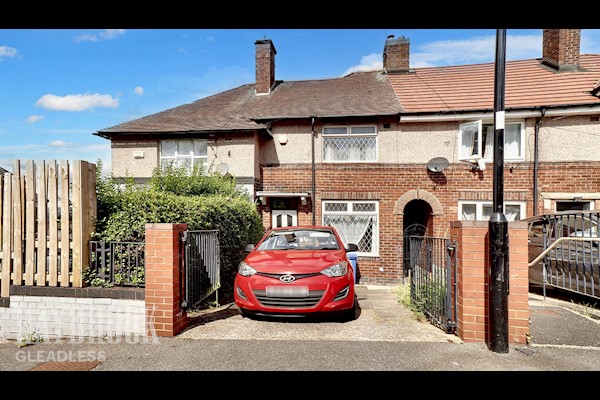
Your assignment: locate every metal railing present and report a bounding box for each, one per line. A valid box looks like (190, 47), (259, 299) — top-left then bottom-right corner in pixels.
(409, 236), (458, 333)
(181, 230), (220, 308)
(89, 241), (145, 287)
(529, 211), (600, 301)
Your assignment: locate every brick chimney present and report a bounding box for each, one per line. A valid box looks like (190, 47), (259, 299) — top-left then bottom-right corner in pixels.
(255, 39), (277, 95)
(383, 35), (411, 73)
(542, 29), (581, 72)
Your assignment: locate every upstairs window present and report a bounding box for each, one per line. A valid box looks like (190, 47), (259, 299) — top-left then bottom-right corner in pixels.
(160, 139), (208, 172)
(458, 121), (524, 162)
(323, 126), (377, 162)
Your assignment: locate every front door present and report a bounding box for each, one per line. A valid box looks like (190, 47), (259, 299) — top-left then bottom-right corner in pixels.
(272, 210), (298, 228)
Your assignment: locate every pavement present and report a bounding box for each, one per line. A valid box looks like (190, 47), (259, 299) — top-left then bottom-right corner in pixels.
(0, 284), (599, 372)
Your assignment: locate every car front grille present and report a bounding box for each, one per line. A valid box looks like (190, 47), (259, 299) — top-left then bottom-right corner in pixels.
(256, 272), (321, 281)
(253, 290), (325, 308)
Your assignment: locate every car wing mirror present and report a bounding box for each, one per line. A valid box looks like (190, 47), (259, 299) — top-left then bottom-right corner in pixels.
(346, 243), (359, 252)
(244, 244), (255, 252)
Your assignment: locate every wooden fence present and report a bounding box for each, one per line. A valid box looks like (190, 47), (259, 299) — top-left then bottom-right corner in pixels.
(0, 160), (96, 297)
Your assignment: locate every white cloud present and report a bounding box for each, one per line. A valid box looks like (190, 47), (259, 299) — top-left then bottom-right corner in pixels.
(35, 93), (119, 112)
(0, 45), (18, 60)
(133, 86), (144, 96)
(412, 34), (542, 68)
(49, 140), (74, 147)
(25, 115), (44, 124)
(343, 53), (383, 76)
(99, 29), (125, 40)
(74, 29), (126, 43)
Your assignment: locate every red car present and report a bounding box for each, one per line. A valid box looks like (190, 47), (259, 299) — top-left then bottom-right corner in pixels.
(234, 226), (358, 320)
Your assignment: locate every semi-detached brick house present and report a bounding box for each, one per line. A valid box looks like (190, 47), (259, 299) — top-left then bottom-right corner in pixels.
(95, 29), (600, 285)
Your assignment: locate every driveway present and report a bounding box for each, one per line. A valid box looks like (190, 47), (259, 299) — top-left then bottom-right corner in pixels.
(178, 285), (462, 343)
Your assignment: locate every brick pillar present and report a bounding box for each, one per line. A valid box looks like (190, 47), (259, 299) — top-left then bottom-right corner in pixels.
(144, 223), (188, 337)
(450, 220), (529, 345)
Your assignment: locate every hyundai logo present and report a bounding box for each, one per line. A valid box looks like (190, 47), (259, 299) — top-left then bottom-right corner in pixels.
(279, 274), (296, 283)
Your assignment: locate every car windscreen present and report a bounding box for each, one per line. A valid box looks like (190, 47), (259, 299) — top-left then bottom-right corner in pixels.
(256, 230), (340, 251)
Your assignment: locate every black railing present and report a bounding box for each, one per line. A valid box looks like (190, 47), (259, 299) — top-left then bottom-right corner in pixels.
(181, 230), (220, 308)
(89, 241), (145, 287)
(409, 236), (458, 334)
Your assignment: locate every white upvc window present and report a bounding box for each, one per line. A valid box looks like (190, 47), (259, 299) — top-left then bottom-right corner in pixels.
(323, 125), (377, 162)
(322, 200), (379, 256)
(458, 121), (524, 162)
(458, 201), (526, 222)
(160, 139), (208, 172)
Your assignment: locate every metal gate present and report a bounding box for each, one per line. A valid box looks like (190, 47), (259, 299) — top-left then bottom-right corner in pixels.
(181, 230), (220, 308)
(409, 236), (458, 333)
(528, 211), (600, 301)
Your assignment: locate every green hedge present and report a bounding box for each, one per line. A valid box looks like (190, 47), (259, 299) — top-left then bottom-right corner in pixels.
(93, 161), (264, 302)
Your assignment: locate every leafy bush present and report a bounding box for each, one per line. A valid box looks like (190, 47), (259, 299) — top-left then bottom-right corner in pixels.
(93, 162), (264, 301)
(149, 162), (242, 197)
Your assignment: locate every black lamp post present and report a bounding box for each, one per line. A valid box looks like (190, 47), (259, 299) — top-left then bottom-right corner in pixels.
(489, 28), (509, 353)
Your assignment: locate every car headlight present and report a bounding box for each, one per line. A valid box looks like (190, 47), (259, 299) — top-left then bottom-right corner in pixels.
(238, 261), (257, 277)
(321, 261), (348, 277)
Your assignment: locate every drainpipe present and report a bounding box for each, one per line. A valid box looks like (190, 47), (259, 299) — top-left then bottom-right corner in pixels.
(311, 117), (316, 225)
(533, 107), (546, 216)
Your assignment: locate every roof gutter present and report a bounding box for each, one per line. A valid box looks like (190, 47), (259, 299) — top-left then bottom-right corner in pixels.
(94, 127), (272, 139)
(399, 103), (600, 122)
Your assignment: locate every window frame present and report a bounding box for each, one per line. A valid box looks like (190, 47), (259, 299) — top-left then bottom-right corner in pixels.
(321, 200), (379, 257)
(159, 139), (208, 172)
(555, 200), (595, 212)
(458, 120), (525, 163)
(322, 125), (378, 163)
(457, 200), (526, 221)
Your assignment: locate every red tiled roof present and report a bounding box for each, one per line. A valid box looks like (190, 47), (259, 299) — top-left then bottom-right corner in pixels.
(97, 71), (402, 136)
(388, 55), (600, 113)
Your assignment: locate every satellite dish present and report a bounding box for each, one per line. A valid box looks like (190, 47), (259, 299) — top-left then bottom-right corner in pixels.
(426, 157), (449, 173)
(216, 162), (229, 176)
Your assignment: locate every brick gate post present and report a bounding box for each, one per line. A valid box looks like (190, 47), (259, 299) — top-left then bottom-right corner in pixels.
(144, 223), (188, 337)
(450, 220), (529, 345)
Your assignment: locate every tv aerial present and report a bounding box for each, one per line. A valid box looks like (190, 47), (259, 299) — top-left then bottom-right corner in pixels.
(426, 157), (449, 173)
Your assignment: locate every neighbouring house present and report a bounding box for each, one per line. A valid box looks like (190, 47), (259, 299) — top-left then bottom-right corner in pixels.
(95, 29), (600, 284)
(0, 166), (8, 175)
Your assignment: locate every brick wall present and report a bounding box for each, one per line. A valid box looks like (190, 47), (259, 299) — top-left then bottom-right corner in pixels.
(450, 220), (529, 344)
(260, 161), (600, 284)
(144, 223), (188, 337)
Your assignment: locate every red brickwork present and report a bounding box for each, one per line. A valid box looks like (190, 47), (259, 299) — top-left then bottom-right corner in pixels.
(260, 161), (600, 284)
(144, 223), (188, 337)
(450, 220), (529, 344)
(543, 29), (581, 70)
(255, 40), (276, 94)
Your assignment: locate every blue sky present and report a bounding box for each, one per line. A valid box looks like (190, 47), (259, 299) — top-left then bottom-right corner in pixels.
(1, 28), (600, 174)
